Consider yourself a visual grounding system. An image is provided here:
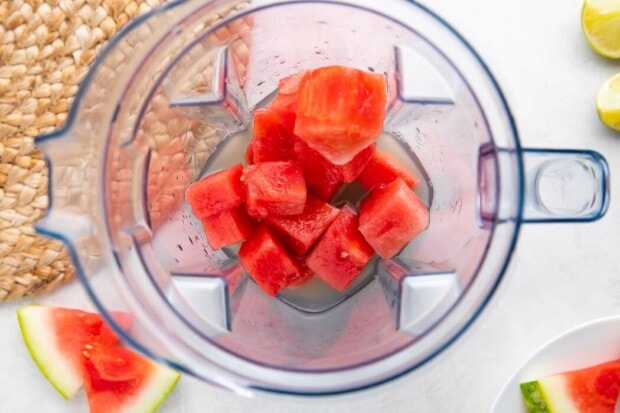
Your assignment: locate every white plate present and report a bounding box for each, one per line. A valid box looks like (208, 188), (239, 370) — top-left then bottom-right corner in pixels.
(492, 316), (620, 413)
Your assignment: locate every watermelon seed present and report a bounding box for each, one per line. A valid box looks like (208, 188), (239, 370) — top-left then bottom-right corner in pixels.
(84, 344), (94, 350)
(82, 350), (91, 358)
(340, 251), (349, 259)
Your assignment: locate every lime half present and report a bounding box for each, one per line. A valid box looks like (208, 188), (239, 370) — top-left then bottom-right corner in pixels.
(582, 0), (620, 58)
(597, 72), (620, 131)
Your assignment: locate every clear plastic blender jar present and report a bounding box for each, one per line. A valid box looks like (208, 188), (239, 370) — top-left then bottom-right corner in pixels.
(36, 0), (609, 395)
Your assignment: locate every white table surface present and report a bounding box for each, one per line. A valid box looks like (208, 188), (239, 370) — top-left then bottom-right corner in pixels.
(2, 0), (620, 411)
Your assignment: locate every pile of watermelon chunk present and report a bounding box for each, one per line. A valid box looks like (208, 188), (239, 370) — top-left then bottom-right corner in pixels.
(186, 66), (430, 296)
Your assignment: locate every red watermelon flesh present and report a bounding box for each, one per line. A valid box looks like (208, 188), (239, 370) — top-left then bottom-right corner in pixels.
(359, 178), (429, 259)
(245, 141), (255, 165)
(276, 70), (310, 97)
(289, 259), (314, 287)
(200, 206), (257, 249)
(306, 206), (375, 291)
(265, 195), (339, 256)
(294, 66), (387, 165)
(339, 144), (376, 183)
(568, 360), (620, 410)
(357, 149), (420, 190)
(293, 139), (344, 201)
(239, 225), (303, 296)
(270, 70), (309, 135)
(242, 161), (307, 218)
(81, 343), (178, 413)
(86, 345), (150, 383)
(185, 164), (244, 219)
(51, 308), (122, 372)
(98, 312), (134, 347)
(250, 108), (296, 163)
(82, 346), (152, 413)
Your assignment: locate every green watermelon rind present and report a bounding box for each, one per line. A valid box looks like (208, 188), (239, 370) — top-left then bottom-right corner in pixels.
(17, 305), (83, 400)
(520, 375), (580, 413)
(520, 381), (552, 413)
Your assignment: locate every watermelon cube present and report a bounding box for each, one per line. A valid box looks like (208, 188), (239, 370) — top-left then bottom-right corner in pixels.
(306, 206), (375, 292)
(339, 144), (375, 183)
(270, 70), (309, 135)
(239, 225), (303, 296)
(242, 161), (307, 218)
(265, 195), (339, 256)
(289, 259), (314, 287)
(274, 70), (309, 103)
(359, 178), (429, 259)
(293, 140), (376, 201)
(357, 150), (420, 190)
(185, 164), (244, 219)
(200, 206), (257, 250)
(245, 141), (255, 164)
(294, 66), (387, 165)
(249, 108), (296, 163)
(293, 139), (343, 201)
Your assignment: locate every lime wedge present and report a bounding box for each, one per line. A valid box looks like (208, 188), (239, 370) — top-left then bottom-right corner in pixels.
(582, 0), (620, 58)
(597, 72), (620, 131)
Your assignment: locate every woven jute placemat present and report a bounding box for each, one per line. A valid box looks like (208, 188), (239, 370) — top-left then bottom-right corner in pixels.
(0, 0), (172, 301)
(0, 0), (250, 301)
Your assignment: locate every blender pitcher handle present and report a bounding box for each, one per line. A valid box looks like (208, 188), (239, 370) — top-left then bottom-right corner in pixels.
(522, 148), (610, 223)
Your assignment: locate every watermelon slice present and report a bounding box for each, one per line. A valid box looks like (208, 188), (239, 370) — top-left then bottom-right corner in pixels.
(294, 66), (387, 165)
(359, 178), (429, 259)
(17, 306), (180, 412)
(264, 195), (339, 256)
(520, 359), (620, 412)
(239, 225), (304, 296)
(357, 149), (420, 190)
(185, 164), (244, 219)
(249, 108), (296, 163)
(306, 206), (375, 291)
(200, 206), (257, 250)
(242, 161), (307, 218)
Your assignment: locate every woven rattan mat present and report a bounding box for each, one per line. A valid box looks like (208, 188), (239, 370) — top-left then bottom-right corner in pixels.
(0, 0), (251, 301)
(0, 0), (174, 301)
